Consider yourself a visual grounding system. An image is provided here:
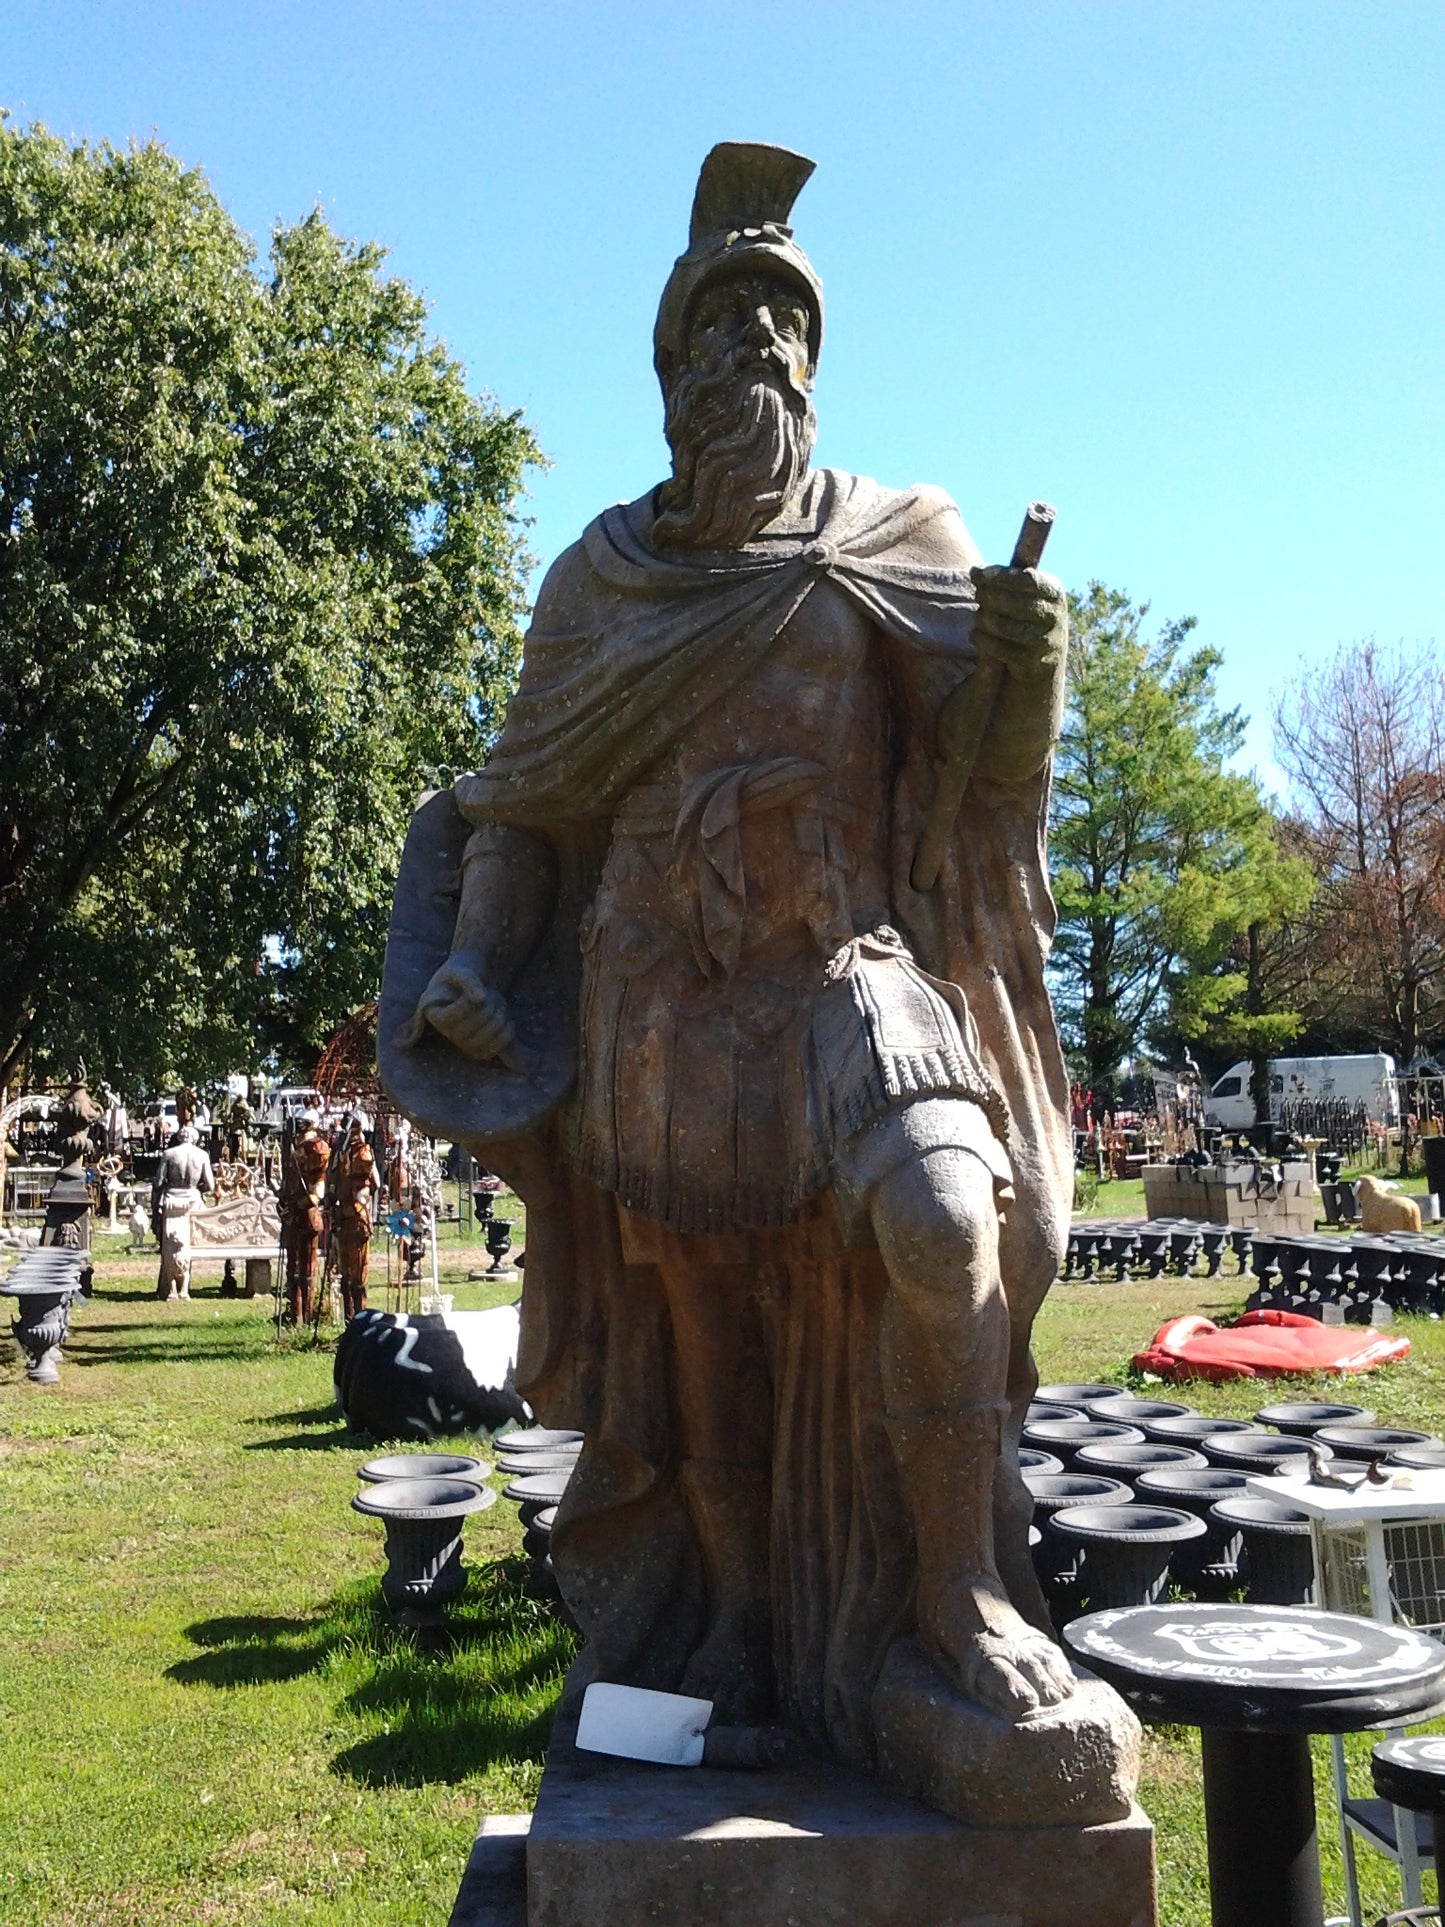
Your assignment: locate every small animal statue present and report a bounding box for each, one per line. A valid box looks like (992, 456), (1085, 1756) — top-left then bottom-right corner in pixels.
(128, 1199), (152, 1250)
(1358, 1173), (1422, 1234)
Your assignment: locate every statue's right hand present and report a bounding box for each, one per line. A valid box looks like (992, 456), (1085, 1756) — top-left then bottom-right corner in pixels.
(395, 959), (520, 1066)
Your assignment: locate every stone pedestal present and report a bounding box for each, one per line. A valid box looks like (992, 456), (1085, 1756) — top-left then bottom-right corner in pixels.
(503, 1717), (1156, 1927)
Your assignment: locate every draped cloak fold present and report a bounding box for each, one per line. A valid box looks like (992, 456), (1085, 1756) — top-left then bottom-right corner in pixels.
(436, 468), (1072, 1760)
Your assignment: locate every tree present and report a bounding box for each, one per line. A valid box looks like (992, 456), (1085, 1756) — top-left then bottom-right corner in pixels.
(1273, 640), (1445, 1071)
(0, 118), (540, 1092)
(1049, 583), (1312, 1097)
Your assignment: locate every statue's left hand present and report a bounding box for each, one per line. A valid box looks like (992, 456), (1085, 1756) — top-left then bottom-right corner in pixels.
(970, 565), (1067, 683)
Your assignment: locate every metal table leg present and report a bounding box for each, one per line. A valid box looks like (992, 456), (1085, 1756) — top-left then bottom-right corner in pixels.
(1201, 1728), (1326, 1927)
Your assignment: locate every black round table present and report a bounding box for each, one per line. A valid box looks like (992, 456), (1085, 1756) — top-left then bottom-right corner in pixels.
(1371, 1733), (1445, 1884)
(1065, 1603), (1445, 1927)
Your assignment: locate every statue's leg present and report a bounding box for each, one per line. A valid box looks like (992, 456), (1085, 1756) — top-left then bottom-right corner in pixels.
(994, 1194), (1063, 1633)
(862, 1099), (1073, 1719)
(654, 1251), (774, 1722)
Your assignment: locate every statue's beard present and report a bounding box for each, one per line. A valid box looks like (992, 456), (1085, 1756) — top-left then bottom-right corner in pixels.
(654, 345), (816, 551)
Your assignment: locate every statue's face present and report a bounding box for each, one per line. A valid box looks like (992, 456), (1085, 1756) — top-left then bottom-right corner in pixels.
(655, 268), (818, 552)
(684, 272), (811, 392)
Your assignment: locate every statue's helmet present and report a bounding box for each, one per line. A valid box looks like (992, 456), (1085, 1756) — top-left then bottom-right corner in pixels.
(653, 143), (822, 399)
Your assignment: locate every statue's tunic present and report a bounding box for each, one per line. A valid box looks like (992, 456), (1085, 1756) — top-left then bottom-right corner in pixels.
(563, 563), (1006, 1235)
(443, 469), (1071, 1756)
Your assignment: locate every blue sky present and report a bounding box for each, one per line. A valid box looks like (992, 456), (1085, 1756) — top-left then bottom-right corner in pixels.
(7, 1), (1442, 786)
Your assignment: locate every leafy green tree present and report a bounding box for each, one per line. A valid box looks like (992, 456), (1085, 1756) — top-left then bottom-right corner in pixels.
(0, 118), (540, 1092)
(1049, 583), (1313, 1099)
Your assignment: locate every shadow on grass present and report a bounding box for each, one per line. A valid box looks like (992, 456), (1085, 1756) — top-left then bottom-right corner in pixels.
(67, 1338), (275, 1367)
(170, 1614), (324, 1686)
(245, 1428), (357, 1452)
(170, 1559), (576, 1787)
(246, 1403), (343, 1429)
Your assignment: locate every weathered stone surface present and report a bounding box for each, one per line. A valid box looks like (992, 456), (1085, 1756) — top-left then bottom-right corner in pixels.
(449, 1814), (528, 1927)
(525, 1725), (1156, 1927)
(872, 1637), (1142, 1827)
(381, 139), (1139, 1833)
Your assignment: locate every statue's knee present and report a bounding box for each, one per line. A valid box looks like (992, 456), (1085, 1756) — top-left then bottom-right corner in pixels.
(872, 1145), (996, 1276)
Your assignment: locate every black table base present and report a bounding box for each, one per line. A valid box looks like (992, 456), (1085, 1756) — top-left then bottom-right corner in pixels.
(1200, 1728), (1325, 1927)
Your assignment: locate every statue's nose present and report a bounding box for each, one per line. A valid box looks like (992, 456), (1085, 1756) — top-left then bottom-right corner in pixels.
(745, 304), (775, 347)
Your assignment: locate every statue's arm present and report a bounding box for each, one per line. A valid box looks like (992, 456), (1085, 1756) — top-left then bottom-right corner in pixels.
(967, 569), (1068, 786)
(929, 567), (1067, 790)
(397, 820), (557, 1067)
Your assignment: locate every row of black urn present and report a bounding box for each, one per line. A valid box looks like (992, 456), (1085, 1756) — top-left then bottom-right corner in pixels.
(348, 1428), (584, 1634)
(1020, 1384), (1445, 1617)
(1065, 1216), (1445, 1322)
(351, 1452), (496, 1633)
(1066, 1219), (1251, 1282)
(496, 1428), (581, 1621)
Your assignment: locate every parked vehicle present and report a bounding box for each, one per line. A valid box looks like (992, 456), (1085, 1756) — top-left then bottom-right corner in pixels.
(1202, 1054), (1398, 1132)
(258, 1086), (327, 1131)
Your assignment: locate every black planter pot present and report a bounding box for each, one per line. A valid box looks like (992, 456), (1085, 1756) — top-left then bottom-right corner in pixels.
(1200, 1432), (1321, 1475)
(351, 1475), (496, 1628)
(1034, 1382), (1126, 1412)
(1210, 1496), (1315, 1605)
(1254, 1400), (1374, 1437)
(1139, 1415), (1255, 1447)
(1017, 1448), (1065, 1475)
(358, 1452), (492, 1484)
(1020, 1418), (1144, 1470)
(1025, 1399), (1074, 1426)
(1135, 1467), (1251, 1595)
(1024, 1474), (1133, 1599)
(6, 1285), (74, 1384)
(502, 1467), (573, 1528)
(495, 1449), (580, 1478)
(1073, 1441), (1208, 1482)
(1313, 1424), (1438, 1463)
(1, 1251), (88, 1385)
(1083, 1395), (1195, 1425)
(1047, 1503), (1206, 1610)
(523, 1502), (557, 1562)
(497, 1427), (584, 1451)
(1385, 1443), (1445, 1470)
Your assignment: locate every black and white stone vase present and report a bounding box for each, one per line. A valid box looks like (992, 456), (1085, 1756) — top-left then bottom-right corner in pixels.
(351, 1475), (496, 1629)
(333, 1303), (527, 1440)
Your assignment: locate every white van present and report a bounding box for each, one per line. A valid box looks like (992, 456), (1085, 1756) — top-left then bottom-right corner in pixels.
(1202, 1054), (1398, 1132)
(258, 1086), (327, 1130)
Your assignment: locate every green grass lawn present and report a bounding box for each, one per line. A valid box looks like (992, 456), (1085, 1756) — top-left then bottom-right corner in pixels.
(2, 1222), (1442, 1924)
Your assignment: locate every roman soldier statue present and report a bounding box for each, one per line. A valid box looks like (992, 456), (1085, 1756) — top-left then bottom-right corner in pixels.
(381, 144), (1135, 1825)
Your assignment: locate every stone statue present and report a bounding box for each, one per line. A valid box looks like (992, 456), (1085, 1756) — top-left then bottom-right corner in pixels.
(381, 143), (1136, 1824)
(278, 1112), (330, 1326)
(152, 1123), (215, 1300)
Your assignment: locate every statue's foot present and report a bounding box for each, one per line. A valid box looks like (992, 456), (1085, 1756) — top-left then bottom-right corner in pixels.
(679, 1600), (773, 1724)
(925, 1572), (1074, 1720)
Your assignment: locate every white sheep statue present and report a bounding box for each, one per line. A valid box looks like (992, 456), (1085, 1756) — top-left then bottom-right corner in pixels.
(1358, 1173), (1422, 1235)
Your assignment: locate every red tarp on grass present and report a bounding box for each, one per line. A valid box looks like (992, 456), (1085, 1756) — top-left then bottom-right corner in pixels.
(1132, 1309), (1411, 1382)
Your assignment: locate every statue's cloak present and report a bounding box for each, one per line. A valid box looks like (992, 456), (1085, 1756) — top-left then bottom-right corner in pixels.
(379, 467), (1072, 1759)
